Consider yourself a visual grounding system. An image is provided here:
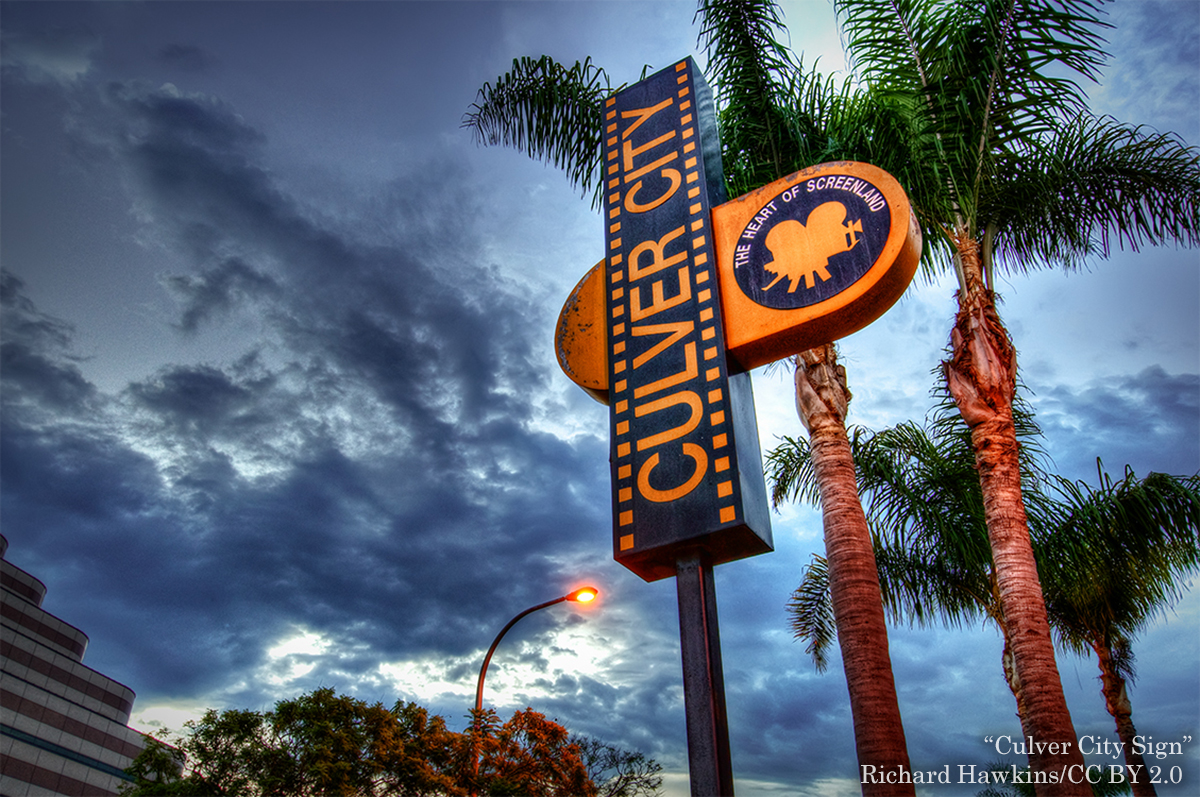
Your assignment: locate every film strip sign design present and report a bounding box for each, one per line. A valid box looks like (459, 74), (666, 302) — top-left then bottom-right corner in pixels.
(602, 58), (771, 583)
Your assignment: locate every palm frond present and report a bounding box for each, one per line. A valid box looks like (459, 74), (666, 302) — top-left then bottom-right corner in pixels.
(764, 434), (819, 508)
(696, 0), (811, 196)
(786, 554), (836, 671)
(463, 56), (614, 207)
(833, 0), (1118, 250)
(873, 542), (990, 629)
(989, 113), (1200, 272)
(1040, 465), (1200, 651)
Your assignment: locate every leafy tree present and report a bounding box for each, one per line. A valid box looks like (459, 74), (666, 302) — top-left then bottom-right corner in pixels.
(471, 708), (595, 797)
(119, 736), (189, 796)
(465, 4), (917, 790)
(572, 736), (664, 797)
(825, 0), (1200, 787)
(122, 688), (656, 797)
(769, 394), (1200, 797)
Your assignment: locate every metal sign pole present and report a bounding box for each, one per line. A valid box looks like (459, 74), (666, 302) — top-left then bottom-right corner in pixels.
(676, 551), (734, 797)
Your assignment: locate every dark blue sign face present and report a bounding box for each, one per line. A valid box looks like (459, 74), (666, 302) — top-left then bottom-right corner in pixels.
(602, 58), (771, 582)
(732, 175), (893, 309)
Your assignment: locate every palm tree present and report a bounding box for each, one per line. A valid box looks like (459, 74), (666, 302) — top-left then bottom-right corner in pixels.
(465, 1), (918, 790)
(770, 390), (1054, 723)
(769, 399), (1200, 797)
(1039, 468), (1200, 797)
(825, 0), (1200, 786)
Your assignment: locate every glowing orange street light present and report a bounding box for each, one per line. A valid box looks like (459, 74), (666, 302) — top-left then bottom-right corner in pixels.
(473, 586), (599, 716)
(570, 586), (598, 603)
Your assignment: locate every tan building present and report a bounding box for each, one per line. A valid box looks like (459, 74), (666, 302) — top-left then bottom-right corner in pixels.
(1, 535), (147, 796)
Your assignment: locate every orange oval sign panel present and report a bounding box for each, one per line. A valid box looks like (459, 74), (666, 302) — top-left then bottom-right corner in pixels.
(555, 162), (921, 399)
(712, 161), (921, 370)
(555, 261), (608, 404)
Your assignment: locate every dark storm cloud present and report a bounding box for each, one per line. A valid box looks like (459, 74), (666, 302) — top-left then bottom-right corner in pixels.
(0, 271), (96, 413)
(163, 258), (281, 332)
(156, 43), (212, 72)
(1033, 366), (1200, 480)
(1102, 0), (1200, 136)
(0, 22), (98, 84)
(1, 79), (613, 707)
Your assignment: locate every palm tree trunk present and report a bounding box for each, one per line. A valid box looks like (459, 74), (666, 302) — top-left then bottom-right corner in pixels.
(1092, 637), (1157, 797)
(943, 238), (1086, 795)
(795, 344), (914, 797)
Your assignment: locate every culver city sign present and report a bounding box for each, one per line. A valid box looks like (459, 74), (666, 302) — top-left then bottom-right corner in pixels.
(556, 58), (921, 581)
(551, 57), (921, 795)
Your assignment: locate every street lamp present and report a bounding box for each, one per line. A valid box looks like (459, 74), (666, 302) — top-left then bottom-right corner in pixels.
(473, 586), (599, 716)
(470, 586), (598, 793)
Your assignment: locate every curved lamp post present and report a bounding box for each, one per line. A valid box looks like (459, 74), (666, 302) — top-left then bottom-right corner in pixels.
(473, 586), (598, 715)
(470, 586), (598, 793)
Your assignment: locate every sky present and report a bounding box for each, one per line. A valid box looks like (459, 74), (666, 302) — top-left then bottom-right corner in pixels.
(1, 1), (1197, 795)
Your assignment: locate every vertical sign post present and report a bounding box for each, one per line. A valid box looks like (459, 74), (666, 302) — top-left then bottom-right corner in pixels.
(601, 58), (772, 797)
